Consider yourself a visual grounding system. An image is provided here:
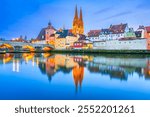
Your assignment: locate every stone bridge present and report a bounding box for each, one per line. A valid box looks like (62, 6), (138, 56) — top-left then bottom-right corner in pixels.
(0, 40), (54, 52)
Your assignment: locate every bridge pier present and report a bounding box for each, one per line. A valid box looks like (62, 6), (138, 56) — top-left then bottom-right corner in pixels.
(35, 46), (43, 52)
(14, 46), (23, 52)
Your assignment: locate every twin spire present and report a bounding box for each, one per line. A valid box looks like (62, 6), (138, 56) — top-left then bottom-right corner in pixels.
(74, 5), (83, 22)
(72, 5), (84, 35)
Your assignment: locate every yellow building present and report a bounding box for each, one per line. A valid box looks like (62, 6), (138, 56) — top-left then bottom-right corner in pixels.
(66, 36), (78, 49)
(55, 29), (78, 50)
(55, 38), (66, 50)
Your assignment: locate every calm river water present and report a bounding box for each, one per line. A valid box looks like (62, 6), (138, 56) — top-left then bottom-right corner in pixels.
(0, 53), (150, 100)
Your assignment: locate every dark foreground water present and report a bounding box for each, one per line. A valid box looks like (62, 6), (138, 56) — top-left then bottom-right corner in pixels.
(0, 53), (150, 100)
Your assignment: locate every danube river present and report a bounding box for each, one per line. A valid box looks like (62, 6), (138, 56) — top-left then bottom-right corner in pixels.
(0, 53), (150, 100)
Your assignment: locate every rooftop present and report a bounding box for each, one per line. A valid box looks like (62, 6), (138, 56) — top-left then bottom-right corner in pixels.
(88, 30), (101, 37)
(109, 23), (127, 34)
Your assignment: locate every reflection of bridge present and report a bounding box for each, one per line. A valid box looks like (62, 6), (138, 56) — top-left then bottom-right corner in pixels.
(0, 40), (54, 52)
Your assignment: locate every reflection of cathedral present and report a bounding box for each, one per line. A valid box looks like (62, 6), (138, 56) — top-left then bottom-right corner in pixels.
(72, 6), (84, 35)
(72, 66), (84, 92)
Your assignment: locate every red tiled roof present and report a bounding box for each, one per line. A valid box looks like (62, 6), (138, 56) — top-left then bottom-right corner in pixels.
(109, 23), (127, 34)
(88, 30), (101, 37)
(145, 26), (150, 33)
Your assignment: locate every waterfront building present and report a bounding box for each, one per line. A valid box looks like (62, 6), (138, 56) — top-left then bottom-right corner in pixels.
(136, 26), (145, 38)
(55, 32), (66, 50)
(72, 6), (84, 35)
(135, 26), (150, 39)
(55, 29), (78, 49)
(99, 29), (112, 41)
(87, 30), (101, 42)
(97, 23), (130, 41)
(73, 34), (93, 49)
(145, 26), (150, 39)
(66, 31), (78, 49)
(108, 23), (129, 40)
(45, 22), (56, 44)
(36, 22), (56, 45)
(93, 38), (150, 50)
(124, 28), (136, 38)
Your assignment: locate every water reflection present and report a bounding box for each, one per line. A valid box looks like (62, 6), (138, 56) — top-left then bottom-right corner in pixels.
(1, 53), (150, 80)
(1, 53), (150, 99)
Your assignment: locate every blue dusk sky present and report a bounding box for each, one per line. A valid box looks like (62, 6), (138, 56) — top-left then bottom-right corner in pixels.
(0, 0), (150, 39)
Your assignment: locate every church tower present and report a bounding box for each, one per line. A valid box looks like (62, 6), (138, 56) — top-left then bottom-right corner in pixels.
(78, 8), (84, 34)
(72, 6), (84, 35)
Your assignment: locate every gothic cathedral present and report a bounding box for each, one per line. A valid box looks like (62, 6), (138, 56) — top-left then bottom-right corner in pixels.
(72, 6), (84, 35)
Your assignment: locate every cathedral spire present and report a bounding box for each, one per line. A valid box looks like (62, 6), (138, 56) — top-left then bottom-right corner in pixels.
(80, 7), (83, 21)
(74, 5), (78, 20)
(72, 5), (84, 35)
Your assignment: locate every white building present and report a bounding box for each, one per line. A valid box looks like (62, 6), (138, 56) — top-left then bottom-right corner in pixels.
(136, 26), (145, 38)
(93, 38), (150, 50)
(98, 23), (130, 41)
(86, 30), (101, 42)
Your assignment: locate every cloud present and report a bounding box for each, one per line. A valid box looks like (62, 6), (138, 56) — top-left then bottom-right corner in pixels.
(94, 7), (112, 15)
(103, 11), (132, 20)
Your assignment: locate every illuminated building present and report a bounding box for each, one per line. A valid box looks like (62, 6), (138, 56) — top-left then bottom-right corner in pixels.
(36, 22), (56, 45)
(72, 6), (84, 35)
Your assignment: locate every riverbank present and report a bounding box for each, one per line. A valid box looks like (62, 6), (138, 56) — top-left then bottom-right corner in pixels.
(50, 49), (150, 54)
(1, 49), (150, 54)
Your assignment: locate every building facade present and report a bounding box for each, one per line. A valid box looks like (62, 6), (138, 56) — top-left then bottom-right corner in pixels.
(36, 22), (56, 45)
(55, 30), (78, 50)
(45, 22), (56, 44)
(93, 38), (150, 50)
(87, 30), (101, 42)
(145, 26), (150, 39)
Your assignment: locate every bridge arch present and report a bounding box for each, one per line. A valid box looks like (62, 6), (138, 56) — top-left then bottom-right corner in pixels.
(0, 43), (14, 51)
(42, 46), (53, 51)
(22, 45), (35, 52)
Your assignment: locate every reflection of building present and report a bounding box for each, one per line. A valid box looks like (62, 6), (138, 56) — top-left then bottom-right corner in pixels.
(72, 66), (84, 92)
(0, 53), (14, 64)
(87, 55), (150, 81)
(88, 63), (128, 80)
(12, 59), (20, 72)
(144, 60), (150, 80)
(145, 26), (150, 39)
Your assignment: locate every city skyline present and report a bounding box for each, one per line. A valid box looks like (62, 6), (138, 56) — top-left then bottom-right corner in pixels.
(0, 0), (150, 39)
